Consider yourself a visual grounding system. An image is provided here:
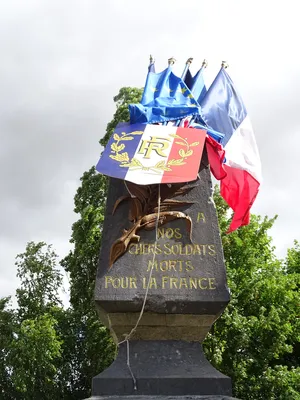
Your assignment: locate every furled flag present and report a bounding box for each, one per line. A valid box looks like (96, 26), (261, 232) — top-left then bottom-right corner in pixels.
(96, 123), (206, 185)
(200, 67), (262, 232)
(148, 55), (155, 73)
(182, 60), (226, 143)
(129, 64), (201, 125)
(184, 61), (207, 104)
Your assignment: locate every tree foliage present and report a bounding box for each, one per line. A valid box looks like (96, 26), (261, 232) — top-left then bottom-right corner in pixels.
(15, 242), (62, 320)
(9, 314), (62, 399)
(0, 87), (299, 399)
(0, 297), (16, 399)
(204, 189), (300, 399)
(1, 243), (64, 399)
(58, 87), (143, 396)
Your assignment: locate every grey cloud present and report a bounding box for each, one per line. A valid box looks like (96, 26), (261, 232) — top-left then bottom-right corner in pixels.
(1, 0), (300, 299)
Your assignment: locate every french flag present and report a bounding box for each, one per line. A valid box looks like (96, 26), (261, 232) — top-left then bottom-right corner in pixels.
(200, 67), (262, 232)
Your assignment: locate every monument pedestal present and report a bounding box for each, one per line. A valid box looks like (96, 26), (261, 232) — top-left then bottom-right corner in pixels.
(92, 341), (233, 397)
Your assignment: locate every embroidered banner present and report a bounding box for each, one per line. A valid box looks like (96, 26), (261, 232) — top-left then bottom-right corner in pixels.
(96, 123), (206, 185)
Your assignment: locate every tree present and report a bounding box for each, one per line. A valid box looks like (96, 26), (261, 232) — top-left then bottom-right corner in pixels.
(100, 87), (143, 147)
(0, 298), (16, 399)
(12, 243), (63, 399)
(15, 242), (63, 320)
(203, 189), (300, 399)
(60, 87), (143, 397)
(286, 240), (300, 275)
(2, 242), (67, 400)
(9, 314), (62, 399)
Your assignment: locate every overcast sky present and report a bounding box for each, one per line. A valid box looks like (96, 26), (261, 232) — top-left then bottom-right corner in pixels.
(1, 0), (299, 302)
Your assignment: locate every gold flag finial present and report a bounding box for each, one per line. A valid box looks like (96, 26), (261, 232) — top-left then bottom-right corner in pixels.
(186, 57), (193, 65)
(168, 57), (176, 66)
(149, 54), (154, 64)
(221, 61), (229, 69)
(202, 59), (208, 68)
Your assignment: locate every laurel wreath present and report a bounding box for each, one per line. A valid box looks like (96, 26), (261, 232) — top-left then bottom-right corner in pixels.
(109, 131), (199, 173)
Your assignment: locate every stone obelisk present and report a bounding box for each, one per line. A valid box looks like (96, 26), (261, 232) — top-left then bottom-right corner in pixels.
(91, 150), (238, 399)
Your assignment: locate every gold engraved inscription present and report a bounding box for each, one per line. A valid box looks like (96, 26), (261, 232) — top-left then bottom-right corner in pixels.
(104, 227), (218, 291)
(146, 259), (194, 272)
(157, 227), (182, 239)
(196, 212), (206, 223)
(161, 276), (216, 290)
(105, 276), (137, 289)
(104, 275), (217, 290)
(128, 243), (216, 256)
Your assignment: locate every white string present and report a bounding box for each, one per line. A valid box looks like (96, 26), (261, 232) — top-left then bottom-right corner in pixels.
(126, 339), (137, 390)
(118, 184), (161, 391)
(124, 180), (136, 198)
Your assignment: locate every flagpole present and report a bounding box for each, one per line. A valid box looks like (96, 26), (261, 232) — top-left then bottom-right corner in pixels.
(221, 61), (229, 69)
(168, 57), (176, 66)
(148, 54), (155, 72)
(180, 59), (208, 128)
(202, 59), (208, 68)
(190, 59), (207, 92)
(161, 58), (176, 126)
(173, 58), (194, 127)
(181, 57), (193, 80)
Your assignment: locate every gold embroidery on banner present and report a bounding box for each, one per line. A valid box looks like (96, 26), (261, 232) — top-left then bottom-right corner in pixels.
(109, 130), (200, 174)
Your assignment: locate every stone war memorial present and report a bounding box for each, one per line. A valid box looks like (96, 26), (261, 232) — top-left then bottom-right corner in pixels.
(88, 57), (261, 399)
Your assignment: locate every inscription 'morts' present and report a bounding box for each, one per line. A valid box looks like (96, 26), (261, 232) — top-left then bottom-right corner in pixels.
(146, 259), (194, 272)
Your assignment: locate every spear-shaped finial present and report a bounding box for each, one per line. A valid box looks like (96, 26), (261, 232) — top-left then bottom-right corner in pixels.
(202, 59), (208, 68)
(168, 57), (176, 66)
(181, 58), (193, 79)
(149, 54), (154, 64)
(221, 61), (229, 69)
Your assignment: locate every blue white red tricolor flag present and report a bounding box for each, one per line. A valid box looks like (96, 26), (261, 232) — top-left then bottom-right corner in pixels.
(200, 67), (262, 232)
(96, 123), (206, 185)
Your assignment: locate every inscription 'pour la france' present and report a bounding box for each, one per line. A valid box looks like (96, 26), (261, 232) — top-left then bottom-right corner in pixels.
(105, 276), (217, 290)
